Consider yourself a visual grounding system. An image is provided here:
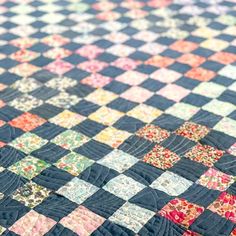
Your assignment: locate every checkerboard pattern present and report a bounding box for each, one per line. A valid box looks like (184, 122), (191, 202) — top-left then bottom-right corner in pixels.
(0, 0), (235, 235)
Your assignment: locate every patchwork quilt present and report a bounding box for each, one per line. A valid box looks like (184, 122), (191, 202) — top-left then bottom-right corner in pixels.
(0, 0), (236, 235)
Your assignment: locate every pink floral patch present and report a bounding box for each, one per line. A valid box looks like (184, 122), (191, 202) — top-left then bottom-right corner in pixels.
(10, 210), (56, 236)
(76, 45), (104, 59)
(121, 86), (153, 103)
(81, 73), (112, 88)
(42, 34), (69, 47)
(78, 60), (108, 73)
(197, 168), (234, 191)
(60, 206), (105, 236)
(111, 57), (140, 70)
(45, 60), (74, 75)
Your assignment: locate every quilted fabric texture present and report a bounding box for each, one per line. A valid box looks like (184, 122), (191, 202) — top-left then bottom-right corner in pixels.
(0, 0), (235, 235)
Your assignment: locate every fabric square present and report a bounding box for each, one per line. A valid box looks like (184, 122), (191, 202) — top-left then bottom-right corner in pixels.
(109, 202), (155, 233)
(111, 57), (140, 70)
(175, 122), (210, 141)
(55, 152), (94, 176)
(9, 155), (50, 179)
(60, 205), (105, 236)
(98, 149), (138, 173)
(185, 67), (216, 81)
(185, 144), (224, 167)
(44, 47), (72, 59)
(47, 92), (80, 109)
(166, 103), (200, 120)
(76, 45), (104, 59)
(127, 104), (162, 123)
(9, 95), (43, 112)
(208, 192), (236, 223)
(52, 130), (90, 150)
(49, 110), (85, 128)
(10, 210), (56, 236)
(177, 54), (206, 67)
(103, 174), (145, 200)
(210, 52), (236, 65)
(214, 117), (236, 139)
(145, 55), (174, 68)
(78, 60), (108, 73)
(203, 100), (235, 116)
(219, 65), (236, 79)
(107, 44), (135, 57)
(95, 127), (131, 148)
(85, 89), (118, 106)
(42, 34), (69, 47)
(81, 74), (112, 88)
(143, 144), (180, 170)
(10, 133), (47, 154)
(201, 39), (228, 51)
(12, 77), (41, 93)
(12, 181), (50, 208)
(121, 86), (153, 103)
(170, 40), (198, 53)
(89, 106), (123, 126)
(151, 171), (193, 196)
(136, 124), (170, 143)
(151, 68), (181, 83)
(45, 77), (77, 91)
(197, 168), (234, 191)
(9, 112), (46, 132)
(10, 63), (40, 77)
(158, 198), (204, 228)
(116, 70), (148, 86)
(45, 60), (73, 75)
(56, 178), (98, 204)
(157, 84), (190, 102)
(192, 82), (226, 98)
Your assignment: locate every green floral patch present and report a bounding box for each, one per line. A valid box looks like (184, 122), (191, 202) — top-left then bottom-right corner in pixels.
(10, 133), (48, 154)
(55, 152), (94, 176)
(12, 181), (51, 208)
(9, 156), (50, 179)
(51, 130), (90, 150)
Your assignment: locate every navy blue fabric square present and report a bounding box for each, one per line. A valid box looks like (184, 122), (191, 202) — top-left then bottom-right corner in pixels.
(0, 124), (23, 143)
(182, 93), (211, 107)
(145, 95), (174, 110)
(0, 145), (26, 168)
(31, 103), (63, 119)
(129, 187), (173, 212)
(190, 210), (235, 236)
(170, 157), (208, 182)
(83, 189), (125, 218)
(35, 193), (77, 221)
(79, 163), (118, 188)
(103, 80), (130, 94)
(71, 100), (99, 116)
(0, 197), (30, 228)
(119, 135), (155, 159)
(31, 142), (69, 163)
(107, 97), (137, 112)
(0, 105), (22, 121)
(113, 116), (145, 133)
(140, 79), (165, 92)
(124, 161), (163, 186)
(33, 122), (65, 139)
(33, 166), (74, 191)
(75, 140), (113, 161)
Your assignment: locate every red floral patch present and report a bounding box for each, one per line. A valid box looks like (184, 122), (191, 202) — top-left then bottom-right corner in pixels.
(137, 124), (170, 143)
(185, 144), (224, 167)
(159, 198), (204, 228)
(175, 122), (210, 141)
(210, 52), (236, 65)
(177, 54), (206, 67)
(143, 144), (180, 169)
(170, 40), (198, 53)
(145, 55), (174, 68)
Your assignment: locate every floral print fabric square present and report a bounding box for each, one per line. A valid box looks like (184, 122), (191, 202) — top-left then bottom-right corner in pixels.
(197, 168), (234, 191)
(136, 124), (170, 143)
(159, 198), (204, 228)
(185, 144), (224, 167)
(143, 144), (180, 170)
